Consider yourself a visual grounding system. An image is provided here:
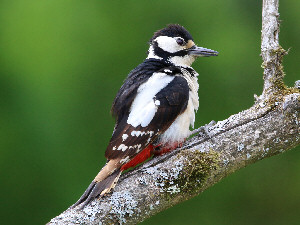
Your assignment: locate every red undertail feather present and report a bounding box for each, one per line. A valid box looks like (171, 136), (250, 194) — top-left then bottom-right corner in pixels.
(121, 141), (185, 171)
(153, 141), (184, 156)
(121, 141), (184, 171)
(121, 144), (154, 171)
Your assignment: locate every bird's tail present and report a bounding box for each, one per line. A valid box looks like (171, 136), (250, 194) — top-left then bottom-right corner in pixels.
(71, 145), (155, 208)
(71, 164), (121, 208)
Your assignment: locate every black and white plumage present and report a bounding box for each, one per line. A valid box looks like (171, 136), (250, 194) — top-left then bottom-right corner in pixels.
(73, 24), (218, 208)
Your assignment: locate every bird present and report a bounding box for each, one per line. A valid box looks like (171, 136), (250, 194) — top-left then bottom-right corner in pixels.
(72, 24), (218, 208)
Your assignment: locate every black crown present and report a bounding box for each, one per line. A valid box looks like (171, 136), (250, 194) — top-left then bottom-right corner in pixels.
(150, 24), (194, 44)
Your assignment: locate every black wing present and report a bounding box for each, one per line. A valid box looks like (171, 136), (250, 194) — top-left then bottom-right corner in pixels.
(105, 75), (189, 160)
(111, 59), (173, 123)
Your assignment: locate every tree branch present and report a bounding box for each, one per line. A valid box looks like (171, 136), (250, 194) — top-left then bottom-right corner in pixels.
(260, 0), (287, 99)
(48, 0), (300, 224)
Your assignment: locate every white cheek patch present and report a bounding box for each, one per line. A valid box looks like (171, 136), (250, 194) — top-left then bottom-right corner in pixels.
(127, 73), (174, 127)
(169, 55), (195, 67)
(155, 36), (185, 53)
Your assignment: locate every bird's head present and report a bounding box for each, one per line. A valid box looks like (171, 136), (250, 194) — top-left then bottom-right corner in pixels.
(147, 24), (218, 67)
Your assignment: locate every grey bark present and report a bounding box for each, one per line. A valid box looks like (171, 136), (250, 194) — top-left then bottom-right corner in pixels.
(48, 0), (300, 224)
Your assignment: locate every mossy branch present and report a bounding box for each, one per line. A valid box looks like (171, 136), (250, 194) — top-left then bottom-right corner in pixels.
(48, 0), (300, 224)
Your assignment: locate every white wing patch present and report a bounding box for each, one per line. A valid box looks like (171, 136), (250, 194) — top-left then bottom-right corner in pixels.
(127, 73), (174, 127)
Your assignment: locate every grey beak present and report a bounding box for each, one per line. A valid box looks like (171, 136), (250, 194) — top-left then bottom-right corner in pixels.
(188, 46), (219, 57)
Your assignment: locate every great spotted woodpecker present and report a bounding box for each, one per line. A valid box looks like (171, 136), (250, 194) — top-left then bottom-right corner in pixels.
(73, 24), (218, 208)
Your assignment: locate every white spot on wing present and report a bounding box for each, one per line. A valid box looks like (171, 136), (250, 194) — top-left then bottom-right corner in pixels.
(120, 156), (130, 164)
(128, 144), (142, 149)
(122, 134), (128, 141)
(127, 73), (175, 127)
(154, 100), (160, 106)
(118, 144), (128, 151)
(148, 131), (154, 136)
(135, 144), (142, 153)
(131, 131), (139, 136)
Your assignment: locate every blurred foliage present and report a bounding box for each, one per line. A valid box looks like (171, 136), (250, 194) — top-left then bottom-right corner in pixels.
(0, 0), (299, 224)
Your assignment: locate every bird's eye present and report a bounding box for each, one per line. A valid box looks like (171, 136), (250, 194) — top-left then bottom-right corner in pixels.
(176, 38), (185, 46)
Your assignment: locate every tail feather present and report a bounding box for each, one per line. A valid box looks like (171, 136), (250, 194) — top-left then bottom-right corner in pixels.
(71, 169), (121, 208)
(71, 181), (97, 208)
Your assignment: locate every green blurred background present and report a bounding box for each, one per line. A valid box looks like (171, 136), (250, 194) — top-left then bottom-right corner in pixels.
(0, 0), (299, 224)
